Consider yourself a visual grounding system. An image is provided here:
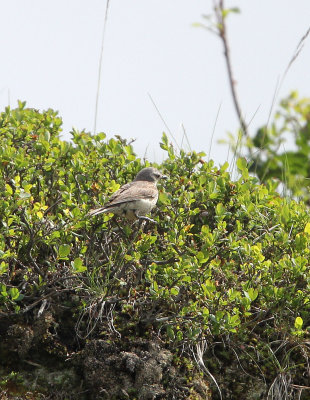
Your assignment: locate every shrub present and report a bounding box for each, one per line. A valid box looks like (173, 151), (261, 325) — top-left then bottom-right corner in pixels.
(1, 102), (309, 397)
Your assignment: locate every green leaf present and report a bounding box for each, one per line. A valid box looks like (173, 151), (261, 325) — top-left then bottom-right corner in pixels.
(196, 251), (208, 264)
(222, 7), (241, 18)
(9, 287), (22, 301)
(72, 258), (87, 273)
(58, 244), (71, 259)
(5, 184), (13, 195)
(202, 307), (209, 317)
(0, 284), (8, 298)
(152, 281), (158, 293)
(236, 158), (249, 176)
(159, 191), (170, 205)
(220, 162), (229, 172)
(244, 288), (258, 302)
(294, 316), (303, 330)
(176, 330), (183, 341)
(280, 204), (290, 224)
(216, 203), (225, 217)
(0, 262), (8, 275)
(170, 287), (179, 296)
(230, 7), (241, 13)
(229, 314), (240, 327)
(304, 223), (310, 235)
(167, 325), (175, 340)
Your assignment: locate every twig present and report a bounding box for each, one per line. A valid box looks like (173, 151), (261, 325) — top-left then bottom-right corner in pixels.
(141, 257), (178, 266)
(214, 0), (251, 147)
(181, 123), (192, 152)
(268, 26), (310, 124)
(194, 340), (223, 400)
(258, 26), (310, 169)
(148, 92), (180, 150)
(24, 288), (80, 314)
(93, 0), (111, 134)
(43, 197), (62, 216)
(208, 102), (222, 161)
(290, 384), (310, 390)
(284, 26), (310, 81)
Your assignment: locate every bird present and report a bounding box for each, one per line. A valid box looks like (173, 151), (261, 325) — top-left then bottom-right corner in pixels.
(88, 167), (167, 222)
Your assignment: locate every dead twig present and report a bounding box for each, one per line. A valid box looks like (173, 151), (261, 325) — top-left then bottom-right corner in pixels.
(214, 0), (250, 148)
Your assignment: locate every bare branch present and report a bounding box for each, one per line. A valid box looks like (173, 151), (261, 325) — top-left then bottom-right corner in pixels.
(214, 0), (250, 145)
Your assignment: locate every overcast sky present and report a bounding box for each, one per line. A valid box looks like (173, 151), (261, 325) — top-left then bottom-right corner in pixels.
(0, 1), (309, 165)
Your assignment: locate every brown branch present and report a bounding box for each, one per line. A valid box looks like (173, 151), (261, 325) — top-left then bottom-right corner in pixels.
(141, 257), (178, 266)
(214, 0), (251, 146)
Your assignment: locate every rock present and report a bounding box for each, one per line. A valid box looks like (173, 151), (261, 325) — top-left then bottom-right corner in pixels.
(81, 339), (211, 399)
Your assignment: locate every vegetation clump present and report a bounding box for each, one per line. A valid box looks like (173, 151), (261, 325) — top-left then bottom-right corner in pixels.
(0, 102), (309, 399)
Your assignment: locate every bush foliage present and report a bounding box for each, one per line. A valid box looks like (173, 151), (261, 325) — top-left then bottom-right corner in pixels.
(233, 91), (310, 202)
(0, 102), (310, 396)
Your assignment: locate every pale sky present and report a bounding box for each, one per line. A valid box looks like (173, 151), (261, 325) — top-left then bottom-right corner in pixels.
(1, 1), (309, 165)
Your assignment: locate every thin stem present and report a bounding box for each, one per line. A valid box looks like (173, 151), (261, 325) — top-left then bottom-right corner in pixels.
(214, 0), (250, 147)
(93, 0), (110, 134)
(148, 92), (180, 150)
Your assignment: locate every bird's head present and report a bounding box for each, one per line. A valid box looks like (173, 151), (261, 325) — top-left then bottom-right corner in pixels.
(134, 167), (167, 183)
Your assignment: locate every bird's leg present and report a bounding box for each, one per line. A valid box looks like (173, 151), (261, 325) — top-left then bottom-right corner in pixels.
(138, 216), (157, 223)
(134, 211), (157, 224)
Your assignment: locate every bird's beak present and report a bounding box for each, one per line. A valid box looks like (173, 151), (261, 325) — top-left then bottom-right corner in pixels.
(161, 174), (168, 180)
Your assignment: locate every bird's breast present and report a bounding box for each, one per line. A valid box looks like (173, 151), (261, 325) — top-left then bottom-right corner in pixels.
(110, 198), (157, 220)
(126, 198), (157, 215)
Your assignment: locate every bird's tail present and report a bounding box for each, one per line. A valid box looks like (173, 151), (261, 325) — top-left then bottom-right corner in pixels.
(87, 207), (108, 217)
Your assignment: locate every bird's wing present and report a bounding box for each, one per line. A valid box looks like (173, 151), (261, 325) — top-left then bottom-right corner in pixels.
(106, 182), (133, 203)
(87, 183), (134, 217)
(104, 181), (158, 208)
